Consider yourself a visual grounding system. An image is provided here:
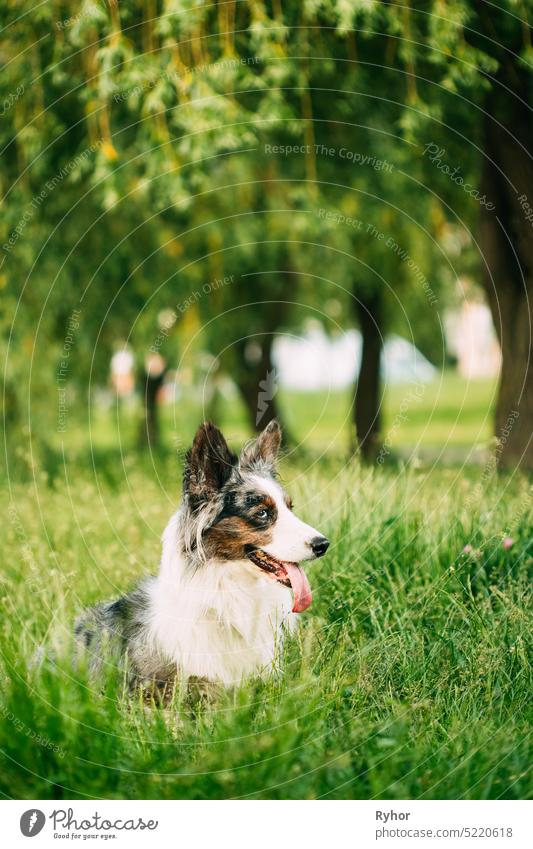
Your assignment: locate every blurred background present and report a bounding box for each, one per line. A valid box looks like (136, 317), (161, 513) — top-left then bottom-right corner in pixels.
(1, 0), (532, 480)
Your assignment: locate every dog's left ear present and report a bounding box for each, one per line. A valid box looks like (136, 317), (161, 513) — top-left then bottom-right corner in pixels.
(184, 422), (237, 506)
(240, 419), (282, 472)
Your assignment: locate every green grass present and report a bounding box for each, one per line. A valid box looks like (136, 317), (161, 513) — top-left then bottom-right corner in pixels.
(1, 455), (531, 800)
(280, 373), (498, 456)
(50, 371), (497, 470)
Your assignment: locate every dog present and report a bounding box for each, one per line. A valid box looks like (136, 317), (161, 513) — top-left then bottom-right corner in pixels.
(75, 420), (329, 700)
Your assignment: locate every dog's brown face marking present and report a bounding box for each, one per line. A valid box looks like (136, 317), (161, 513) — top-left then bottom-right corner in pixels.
(204, 517), (273, 560)
(203, 489), (279, 560)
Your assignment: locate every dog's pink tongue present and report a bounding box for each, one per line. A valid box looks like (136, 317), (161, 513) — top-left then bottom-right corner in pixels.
(283, 562), (312, 613)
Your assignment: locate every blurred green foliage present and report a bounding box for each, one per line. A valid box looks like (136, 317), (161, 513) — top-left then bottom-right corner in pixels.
(1, 1), (531, 463)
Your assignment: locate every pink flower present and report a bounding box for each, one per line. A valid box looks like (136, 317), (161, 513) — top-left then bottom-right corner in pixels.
(502, 537), (514, 550)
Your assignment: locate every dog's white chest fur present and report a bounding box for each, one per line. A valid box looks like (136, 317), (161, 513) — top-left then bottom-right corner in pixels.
(146, 512), (296, 685)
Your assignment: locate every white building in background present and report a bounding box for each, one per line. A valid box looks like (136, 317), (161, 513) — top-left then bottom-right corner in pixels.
(273, 286), (501, 391)
(272, 325), (436, 391)
(444, 293), (501, 379)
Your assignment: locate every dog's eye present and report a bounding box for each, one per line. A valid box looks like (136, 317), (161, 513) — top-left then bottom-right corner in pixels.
(256, 508), (269, 520)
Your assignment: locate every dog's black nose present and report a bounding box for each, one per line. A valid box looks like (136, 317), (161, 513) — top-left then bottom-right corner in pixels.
(310, 536), (330, 557)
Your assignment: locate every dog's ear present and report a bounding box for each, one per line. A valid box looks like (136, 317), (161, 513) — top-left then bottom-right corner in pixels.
(184, 422), (237, 505)
(240, 419), (282, 472)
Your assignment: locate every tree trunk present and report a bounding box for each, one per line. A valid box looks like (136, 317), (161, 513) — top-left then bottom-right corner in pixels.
(354, 291), (383, 461)
(235, 335), (282, 432)
(478, 86), (533, 470)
